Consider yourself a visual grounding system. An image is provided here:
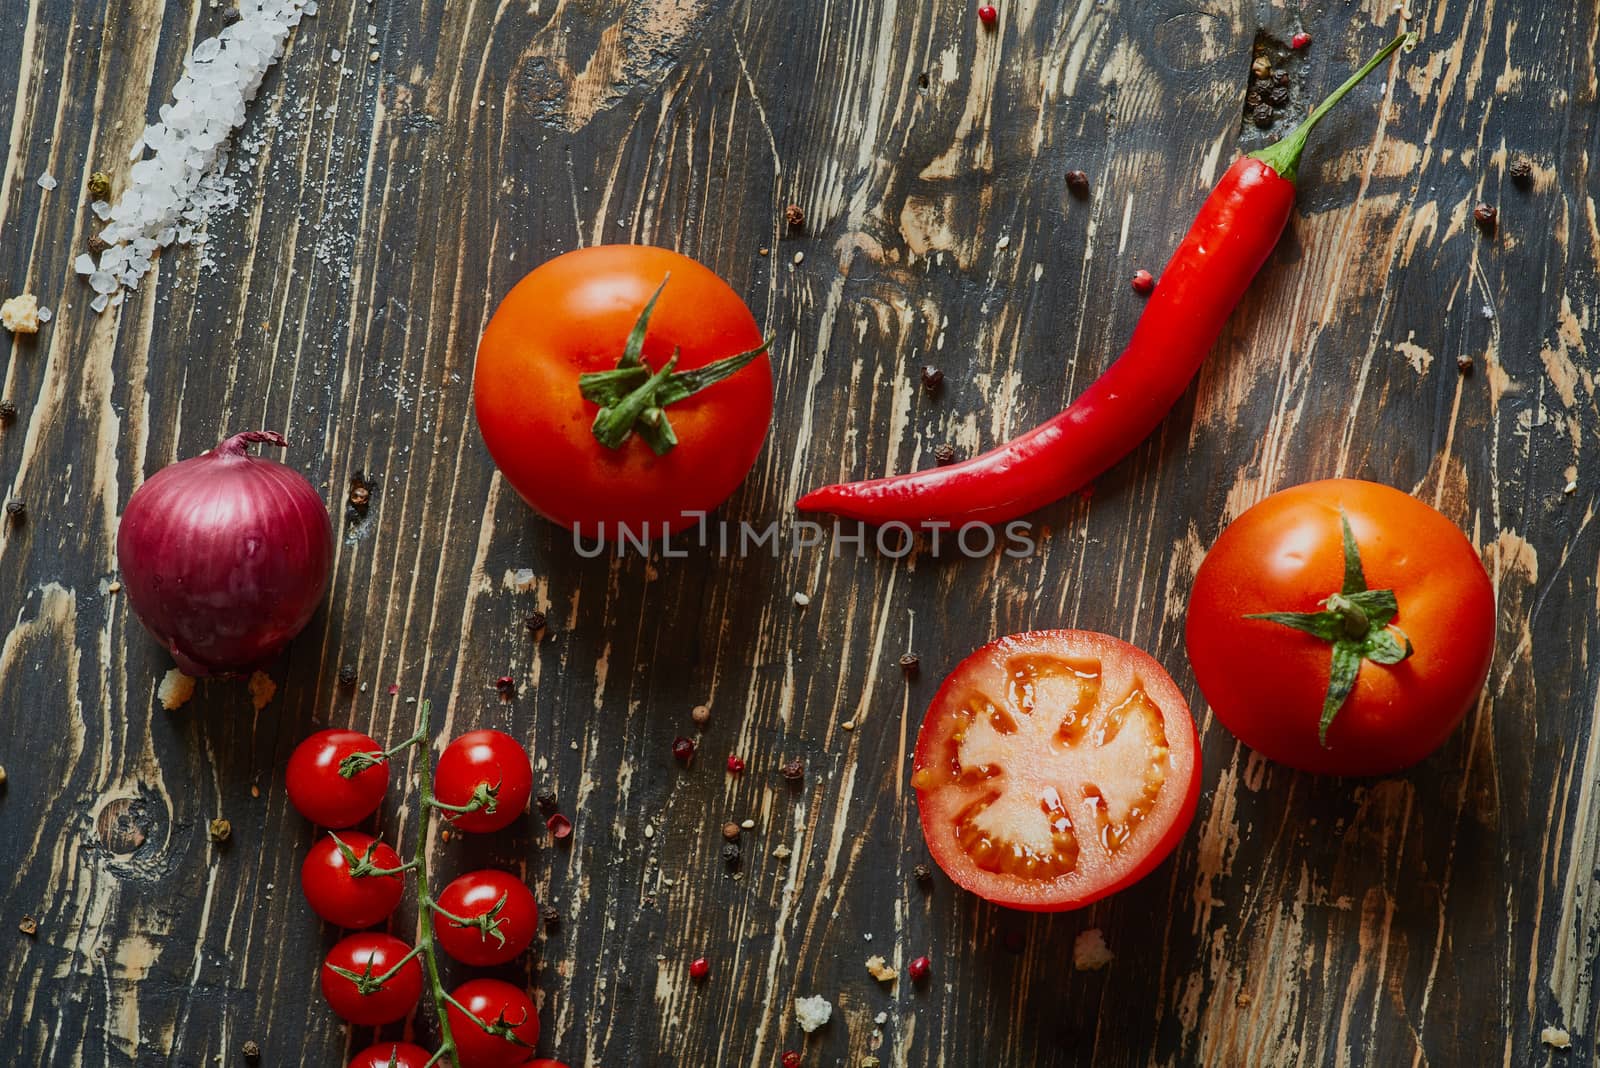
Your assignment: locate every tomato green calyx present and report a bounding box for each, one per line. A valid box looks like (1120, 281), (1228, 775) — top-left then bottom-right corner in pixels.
(1245, 511), (1415, 745)
(579, 275), (772, 456)
(339, 729), (425, 779)
(442, 993), (538, 1049)
(430, 891), (511, 949)
(330, 832), (419, 878)
(1248, 32), (1415, 184)
(433, 781), (499, 817)
(328, 943), (425, 996)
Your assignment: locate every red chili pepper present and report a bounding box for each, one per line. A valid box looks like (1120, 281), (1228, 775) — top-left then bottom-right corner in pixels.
(796, 33), (1409, 527)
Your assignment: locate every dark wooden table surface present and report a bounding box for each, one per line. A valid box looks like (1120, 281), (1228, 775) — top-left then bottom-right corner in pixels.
(2, 1), (1595, 1065)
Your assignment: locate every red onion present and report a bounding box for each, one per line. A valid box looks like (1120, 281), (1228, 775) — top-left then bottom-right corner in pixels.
(117, 431), (334, 677)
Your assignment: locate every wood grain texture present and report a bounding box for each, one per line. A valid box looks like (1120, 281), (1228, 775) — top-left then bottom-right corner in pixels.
(1, 0), (1595, 1065)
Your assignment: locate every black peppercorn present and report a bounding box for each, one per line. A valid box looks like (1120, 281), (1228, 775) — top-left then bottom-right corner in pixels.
(4, 500), (24, 522)
(898, 652), (920, 673)
(722, 842), (742, 868)
(1245, 89), (1263, 109)
(1064, 170), (1090, 197)
(785, 203), (805, 230)
(87, 234), (110, 256)
(242, 1039), (261, 1061)
(537, 791), (559, 815)
(913, 863), (933, 884)
(780, 757), (804, 782)
(337, 664), (358, 686)
(920, 365), (944, 393)
(524, 611), (547, 634)
(933, 443), (957, 465)
(0, 400), (15, 422)
(1508, 157), (1532, 184)
(1472, 203), (1497, 229)
(1268, 86), (1290, 106)
(1456, 355), (1474, 374)
(544, 903), (562, 932)
(1272, 70), (1290, 87)
(1251, 103), (1275, 129)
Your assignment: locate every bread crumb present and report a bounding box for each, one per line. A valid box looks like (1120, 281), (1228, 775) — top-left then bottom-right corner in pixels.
(794, 994), (832, 1032)
(1073, 928), (1114, 970)
(248, 670), (276, 710)
(158, 668), (196, 710)
(865, 955), (897, 983)
(1541, 1026), (1572, 1049)
(1, 293), (40, 334)
(772, 844), (792, 860)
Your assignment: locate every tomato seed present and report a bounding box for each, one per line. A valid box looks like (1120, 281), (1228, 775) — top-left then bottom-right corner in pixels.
(690, 957), (710, 981)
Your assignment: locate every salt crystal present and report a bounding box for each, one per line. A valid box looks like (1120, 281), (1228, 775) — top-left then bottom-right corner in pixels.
(37, 307), (52, 323)
(330, 48), (342, 61)
(36, 173), (57, 190)
(90, 294), (109, 313)
(91, 200), (112, 220)
(74, 254), (95, 275)
(88, 272), (117, 295)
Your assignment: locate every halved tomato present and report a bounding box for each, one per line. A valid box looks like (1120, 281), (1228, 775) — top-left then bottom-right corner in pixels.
(912, 630), (1200, 911)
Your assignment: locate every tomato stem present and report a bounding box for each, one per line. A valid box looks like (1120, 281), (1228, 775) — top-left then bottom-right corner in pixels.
(579, 273), (772, 456)
(1248, 32), (1414, 183)
(339, 728), (427, 779)
(430, 781), (498, 816)
(1244, 510), (1415, 745)
(411, 699), (462, 1068)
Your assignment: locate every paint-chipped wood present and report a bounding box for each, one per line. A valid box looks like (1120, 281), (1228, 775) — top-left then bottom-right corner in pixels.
(1, 1), (1595, 1065)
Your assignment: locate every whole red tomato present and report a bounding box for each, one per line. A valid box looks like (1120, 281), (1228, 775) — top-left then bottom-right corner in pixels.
(435, 730), (533, 834)
(434, 869), (539, 966)
(349, 1043), (434, 1068)
(286, 728), (389, 828)
(320, 933), (422, 1026)
(474, 244), (773, 535)
(446, 978), (541, 1068)
(912, 630), (1201, 911)
(1185, 479), (1495, 775)
(300, 831), (406, 928)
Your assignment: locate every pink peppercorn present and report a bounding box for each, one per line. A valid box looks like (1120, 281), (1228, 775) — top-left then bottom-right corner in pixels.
(672, 736), (696, 764)
(726, 754), (746, 774)
(781, 1053), (802, 1068)
(1291, 31), (1312, 50)
(909, 954), (932, 981)
(977, 4), (998, 26)
(546, 813), (573, 839)
(690, 957), (710, 981)
(1130, 269), (1155, 295)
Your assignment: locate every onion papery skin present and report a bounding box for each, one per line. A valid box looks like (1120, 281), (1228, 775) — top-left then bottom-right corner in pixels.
(117, 431), (334, 677)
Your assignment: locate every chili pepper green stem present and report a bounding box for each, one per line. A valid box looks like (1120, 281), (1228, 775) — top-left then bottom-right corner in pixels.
(1249, 31), (1415, 183)
(412, 699), (461, 1068)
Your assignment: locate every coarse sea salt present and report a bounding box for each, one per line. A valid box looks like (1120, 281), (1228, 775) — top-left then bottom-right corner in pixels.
(37, 173), (57, 190)
(78, 0), (316, 312)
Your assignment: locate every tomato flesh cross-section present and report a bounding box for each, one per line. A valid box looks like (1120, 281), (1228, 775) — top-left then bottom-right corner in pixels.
(913, 631), (1200, 912)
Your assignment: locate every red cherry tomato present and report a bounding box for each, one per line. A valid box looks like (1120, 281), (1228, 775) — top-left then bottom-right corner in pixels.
(349, 1043), (434, 1068)
(912, 630), (1201, 911)
(286, 729), (389, 828)
(446, 978), (541, 1068)
(435, 730), (532, 833)
(474, 245), (774, 535)
(320, 933), (422, 1026)
(300, 831), (406, 928)
(434, 869), (539, 966)
(1185, 479), (1495, 775)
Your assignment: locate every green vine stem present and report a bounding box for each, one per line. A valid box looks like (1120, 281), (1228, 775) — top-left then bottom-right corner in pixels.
(411, 698), (462, 1068)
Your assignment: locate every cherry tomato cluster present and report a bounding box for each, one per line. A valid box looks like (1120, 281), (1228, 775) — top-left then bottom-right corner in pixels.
(287, 726), (560, 1068)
